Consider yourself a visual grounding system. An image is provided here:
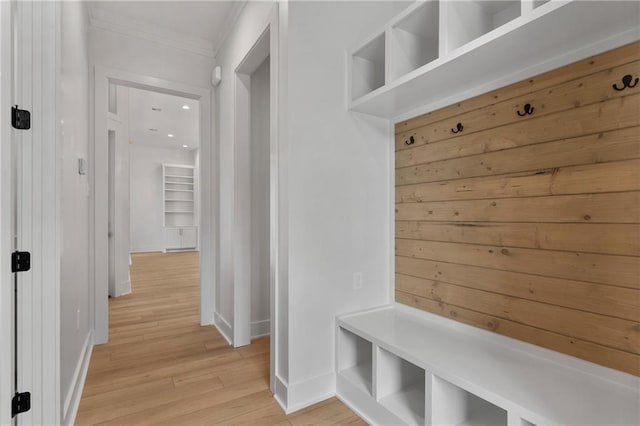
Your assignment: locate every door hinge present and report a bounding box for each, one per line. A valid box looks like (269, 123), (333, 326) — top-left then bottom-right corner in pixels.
(11, 251), (30, 273)
(11, 392), (31, 417)
(11, 105), (31, 130)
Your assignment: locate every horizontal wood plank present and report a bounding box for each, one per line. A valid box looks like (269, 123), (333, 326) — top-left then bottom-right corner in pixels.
(395, 274), (640, 353)
(395, 222), (640, 257)
(395, 41), (640, 134)
(395, 291), (640, 376)
(395, 60), (640, 151)
(396, 94), (640, 169)
(395, 192), (640, 223)
(395, 238), (639, 289)
(396, 159), (640, 203)
(395, 257), (640, 322)
(396, 127), (640, 186)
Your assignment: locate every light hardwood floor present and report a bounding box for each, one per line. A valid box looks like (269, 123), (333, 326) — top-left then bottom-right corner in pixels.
(76, 251), (364, 425)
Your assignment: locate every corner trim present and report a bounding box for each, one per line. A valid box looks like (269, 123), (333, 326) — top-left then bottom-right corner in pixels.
(251, 319), (270, 339)
(278, 371), (336, 414)
(62, 332), (93, 426)
(214, 312), (233, 345)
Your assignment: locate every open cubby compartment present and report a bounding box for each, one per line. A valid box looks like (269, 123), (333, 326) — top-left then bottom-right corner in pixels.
(443, 1), (522, 53)
(390, 0), (439, 81)
(431, 375), (507, 426)
(376, 347), (426, 425)
(337, 327), (373, 395)
(351, 33), (386, 101)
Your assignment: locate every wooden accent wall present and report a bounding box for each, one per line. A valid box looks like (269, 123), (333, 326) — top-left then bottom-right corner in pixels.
(394, 42), (640, 376)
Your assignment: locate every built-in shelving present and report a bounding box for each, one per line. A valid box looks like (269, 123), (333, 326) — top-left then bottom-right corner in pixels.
(163, 164), (197, 251)
(336, 306), (639, 426)
(348, 0), (640, 118)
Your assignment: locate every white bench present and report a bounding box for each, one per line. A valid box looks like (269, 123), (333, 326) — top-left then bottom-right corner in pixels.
(335, 305), (639, 426)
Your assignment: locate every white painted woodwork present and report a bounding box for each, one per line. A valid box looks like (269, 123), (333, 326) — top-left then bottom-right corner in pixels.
(348, 0), (640, 118)
(336, 306), (640, 426)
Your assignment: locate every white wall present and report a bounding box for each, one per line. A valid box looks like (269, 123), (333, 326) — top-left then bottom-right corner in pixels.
(214, 0), (274, 337)
(283, 0), (411, 409)
(250, 57), (270, 336)
(60, 0), (91, 418)
(130, 145), (196, 252)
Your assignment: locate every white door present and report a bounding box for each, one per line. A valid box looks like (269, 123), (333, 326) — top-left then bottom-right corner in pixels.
(165, 228), (181, 250)
(2, 1), (59, 423)
(107, 84), (131, 297)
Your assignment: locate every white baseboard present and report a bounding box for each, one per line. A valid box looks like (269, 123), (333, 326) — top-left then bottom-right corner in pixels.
(251, 319), (270, 339)
(62, 332), (93, 426)
(275, 371), (336, 414)
(214, 312), (233, 345)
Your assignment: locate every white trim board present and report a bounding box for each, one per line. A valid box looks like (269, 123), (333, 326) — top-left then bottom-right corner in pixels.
(92, 66), (214, 345)
(214, 312), (233, 345)
(62, 333), (93, 426)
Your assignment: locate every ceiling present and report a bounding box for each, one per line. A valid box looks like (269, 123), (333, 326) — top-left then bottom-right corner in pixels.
(87, 1), (244, 55)
(128, 87), (199, 150)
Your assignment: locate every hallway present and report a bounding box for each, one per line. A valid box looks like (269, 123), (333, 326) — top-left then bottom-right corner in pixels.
(76, 252), (362, 425)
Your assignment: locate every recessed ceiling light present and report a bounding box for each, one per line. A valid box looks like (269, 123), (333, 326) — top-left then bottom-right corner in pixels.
(182, 145), (188, 148)
(149, 128), (158, 132)
(151, 107), (162, 112)
(182, 105), (190, 110)
(167, 134), (174, 138)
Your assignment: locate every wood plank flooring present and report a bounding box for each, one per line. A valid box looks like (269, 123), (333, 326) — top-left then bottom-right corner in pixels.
(76, 251), (363, 425)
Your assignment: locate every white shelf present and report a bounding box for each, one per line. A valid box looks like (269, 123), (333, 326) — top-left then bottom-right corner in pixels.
(337, 306), (640, 426)
(165, 189), (193, 193)
(348, 0), (640, 118)
(165, 199), (194, 202)
(379, 384), (425, 426)
(165, 174), (194, 179)
(165, 211), (194, 214)
(341, 364), (373, 395)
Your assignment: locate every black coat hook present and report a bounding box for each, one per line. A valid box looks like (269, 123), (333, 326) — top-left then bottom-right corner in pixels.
(451, 123), (463, 134)
(613, 74), (639, 91)
(517, 103), (535, 116)
(405, 136), (415, 146)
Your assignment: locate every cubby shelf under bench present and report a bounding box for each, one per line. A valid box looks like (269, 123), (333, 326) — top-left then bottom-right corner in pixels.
(336, 306), (639, 426)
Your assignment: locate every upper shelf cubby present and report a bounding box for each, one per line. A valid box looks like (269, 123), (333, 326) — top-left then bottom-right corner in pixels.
(390, 0), (440, 81)
(442, 1), (521, 53)
(351, 33), (386, 101)
(348, 0), (640, 118)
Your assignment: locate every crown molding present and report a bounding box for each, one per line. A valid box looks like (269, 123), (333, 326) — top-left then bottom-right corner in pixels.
(89, 9), (216, 58)
(213, 0), (248, 57)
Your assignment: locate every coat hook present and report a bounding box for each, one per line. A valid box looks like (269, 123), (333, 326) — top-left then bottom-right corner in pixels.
(405, 135), (415, 146)
(451, 123), (463, 134)
(613, 74), (639, 91)
(517, 103), (535, 116)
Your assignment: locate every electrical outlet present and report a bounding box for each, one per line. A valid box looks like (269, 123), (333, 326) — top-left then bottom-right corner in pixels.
(353, 272), (363, 290)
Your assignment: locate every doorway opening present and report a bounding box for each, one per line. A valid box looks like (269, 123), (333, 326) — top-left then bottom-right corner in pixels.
(92, 67), (213, 345)
(233, 28), (272, 349)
